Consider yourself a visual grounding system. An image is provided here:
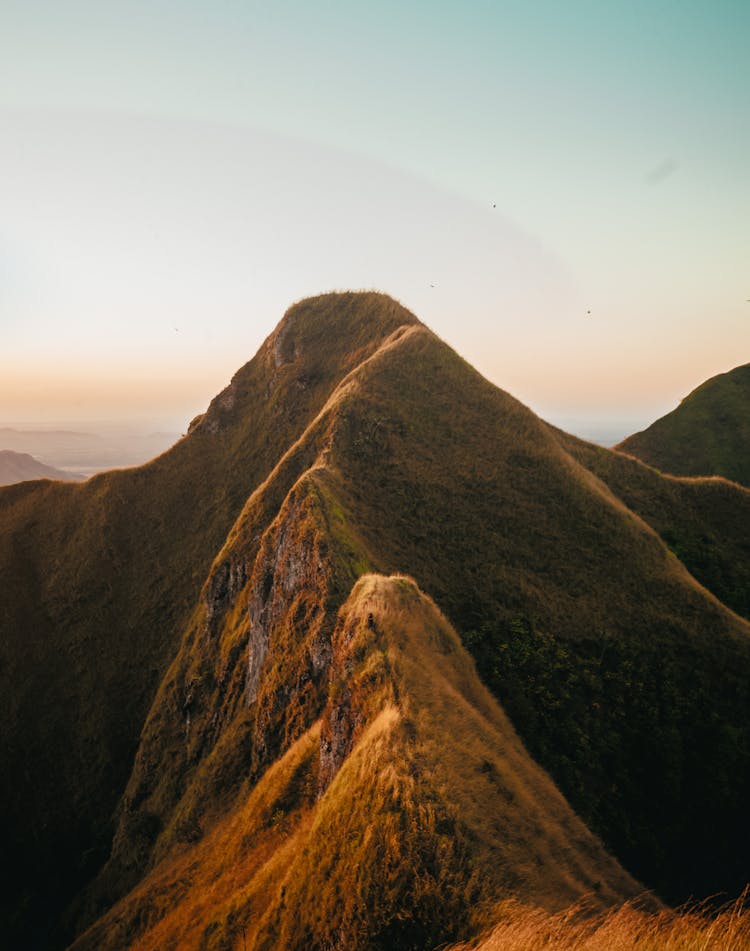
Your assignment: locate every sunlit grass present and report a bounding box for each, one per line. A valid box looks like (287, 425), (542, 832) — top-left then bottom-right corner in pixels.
(72, 574), (642, 951)
(449, 891), (750, 951)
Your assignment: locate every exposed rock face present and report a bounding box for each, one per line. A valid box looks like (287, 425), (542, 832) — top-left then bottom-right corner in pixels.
(318, 682), (357, 794)
(246, 480), (337, 771)
(81, 469), (344, 926)
(246, 596), (270, 705)
(271, 309), (299, 368)
(196, 374), (243, 434)
(318, 611), (371, 792)
(204, 555), (250, 636)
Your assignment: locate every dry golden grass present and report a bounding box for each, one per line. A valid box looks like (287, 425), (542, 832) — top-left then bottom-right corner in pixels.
(6, 291), (750, 947)
(0, 291), (420, 945)
(70, 723), (322, 951)
(448, 892), (750, 951)
(82, 299), (750, 942)
(72, 574), (640, 951)
(313, 320), (750, 902)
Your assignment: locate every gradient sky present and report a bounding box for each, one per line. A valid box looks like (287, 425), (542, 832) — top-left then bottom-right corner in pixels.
(1, 0), (748, 437)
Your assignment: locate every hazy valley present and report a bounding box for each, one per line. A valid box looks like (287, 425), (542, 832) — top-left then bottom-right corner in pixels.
(0, 427), (180, 480)
(0, 449), (85, 487)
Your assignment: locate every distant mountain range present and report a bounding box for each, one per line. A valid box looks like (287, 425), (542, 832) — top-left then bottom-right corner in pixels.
(0, 427), (180, 476)
(1, 293), (748, 950)
(618, 363), (750, 486)
(0, 449), (85, 486)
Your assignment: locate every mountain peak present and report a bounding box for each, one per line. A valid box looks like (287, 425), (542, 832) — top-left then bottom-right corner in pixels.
(275, 290), (420, 352)
(192, 291), (420, 436)
(618, 361), (750, 485)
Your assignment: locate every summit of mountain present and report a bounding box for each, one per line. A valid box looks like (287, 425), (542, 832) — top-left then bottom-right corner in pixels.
(618, 363), (750, 486)
(1, 292), (749, 950)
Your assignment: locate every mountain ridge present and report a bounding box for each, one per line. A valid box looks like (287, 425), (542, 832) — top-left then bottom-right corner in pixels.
(0, 292), (420, 948)
(1, 292), (749, 949)
(71, 574), (642, 951)
(618, 362), (750, 486)
(79, 302), (749, 932)
(558, 428), (750, 621)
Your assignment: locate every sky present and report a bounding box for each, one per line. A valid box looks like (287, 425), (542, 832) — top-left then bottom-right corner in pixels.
(1, 0), (748, 440)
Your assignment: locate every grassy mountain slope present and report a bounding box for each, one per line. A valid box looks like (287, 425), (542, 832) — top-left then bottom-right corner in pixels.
(0, 293), (419, 949)
(308, 326), (750, 902)
(82, 307), (750, 945)
(618, 363), (750, 485)
(3, 293), (750, 948)
(557, 430), (750, 621)
(0, 448), (84, 484)
(72, 575), (639, 951)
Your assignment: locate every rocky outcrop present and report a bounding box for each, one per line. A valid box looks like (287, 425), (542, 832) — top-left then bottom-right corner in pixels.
(203, 554), (250, 636)
(83, 466), (347, 925)
(318, 609), (378, 792)
(0, 292), (427, 949)
(245, 477), (339, 772)
(52, 291), (750, 951)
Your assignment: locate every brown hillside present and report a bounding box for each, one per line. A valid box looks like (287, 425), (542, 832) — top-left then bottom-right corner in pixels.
(557, 429), (750, 621)
(2, 292), (749, 949)
(0, 292), (419, 949)
(305, 324), (750, 902)
(83, 307), (750, 939)
(72, 575), (640, 951)
(617, 363), (750, 486)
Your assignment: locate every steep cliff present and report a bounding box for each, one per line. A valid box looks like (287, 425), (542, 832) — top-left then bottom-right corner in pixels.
(72, 575), (640, 951)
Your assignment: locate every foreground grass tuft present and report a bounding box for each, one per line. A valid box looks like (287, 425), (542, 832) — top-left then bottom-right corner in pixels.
(449, 892), (750, 951)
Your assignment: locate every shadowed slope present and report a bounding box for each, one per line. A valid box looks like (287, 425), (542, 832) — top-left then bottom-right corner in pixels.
(310, 326), (750, 901)
(557, 429), (750, 621)
(72, 575), (640, 951)
(0, 292), (419, 949)
(618, 363), (750, 486)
